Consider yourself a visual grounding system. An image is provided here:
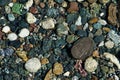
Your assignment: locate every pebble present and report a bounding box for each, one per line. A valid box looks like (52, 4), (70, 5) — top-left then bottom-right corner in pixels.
(93, 22), (102, 29)
(82, 1), (88, 7)
(99, 0), (110, 4)
(98, 19), (107, 26)
(41, 18), (55, 29)
(16, 50), (28, 61)
(92, 50), (99, 57)
(95, 29), (102, 36)
(39, 2), (45, 8)
(7, 32), (18, 41)
(108, 30), (120, 46)
(75, 16), (82, 26)
(26, 12), (37, 24)
(102, 27), (110, 32)
(94, 35), (104, 43)
(71, 37), (95, 60)
(5, 6), (11, 14)
(67, 2), (79, 13)
(8, 13), (15, 21)
(87, 0), (97, 3)
(63, 71), (70, 77)
(77, 0), (84, 2)
(66, 34), (78, 43)
(53, 62), (63, 75)
(8, 3), (13, 7)
(76, 30), (87, 37)
(85, 57), (98, 72)
(89, 17), (99, 24)
(57, 23), (69, 36)
(25, 58), (41, 72)
(29, 7), (38, 14)
(0, 0), (10, 6)
(72, 76), (79, 80)
(62, 1), (67, 8)
(19, 28), (30, 38)
(105, 40), (114, 49)
(40, 58), (49, 65)
(44, 69), (55, 80)
(2, 26), (10, 33)
(12, 3), (23, 15)
(104, 52), (120, 69)
(25, 0), (33, 10)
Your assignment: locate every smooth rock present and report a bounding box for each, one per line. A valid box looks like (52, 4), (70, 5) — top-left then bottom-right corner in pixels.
(89, 17), (98, 24)
(98, 19), (107, 25)
(25, 58), (41, 72)
(41, 18), (55, 29)
(19, 28), (30, 38)
(77, 0), (84, 2)
(5, 6), (11, 14)
(95, 29), (102, 36)
(105, 40), (114, 49)
(63, 71), (70, 77)
(93, 22), (102, 29)
(26, 12), (37, 24)
(8, 14), (15, 21)
(75, 16), (82, 26)
(71, 37), (95, 60)
(67, 2), (79, 13)
(2, 26), (10, 33)
(7, 33), (18, 41)
(0, 0), (10, 6)
(25, 0), (33, 10)
(85, 57), (98, 72)
(72, 76), (79, 80)
(53, 62), (63, 75)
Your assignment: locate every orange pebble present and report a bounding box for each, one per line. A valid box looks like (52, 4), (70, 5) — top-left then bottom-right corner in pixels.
(92, 49), (99, 57)
(89, 17), (99, 24)
(102, 27), (111, 32)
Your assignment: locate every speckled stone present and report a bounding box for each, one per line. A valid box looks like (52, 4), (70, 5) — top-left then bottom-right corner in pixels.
(53, 62), (63, 75)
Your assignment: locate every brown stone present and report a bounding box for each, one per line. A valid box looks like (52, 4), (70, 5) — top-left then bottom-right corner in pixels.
(91, 75), (98, 80)
(29, 7), (38, 14)
(87, 0), (97, 3)
(82, 1), (88, 7)
(88, 17), (99, 24)
(71, 37), (95, 60)
(67, 2), (79, 13)
(44, 69), (55, 80)
(108, 3), (117, 26)
(41, 58), (49, 65)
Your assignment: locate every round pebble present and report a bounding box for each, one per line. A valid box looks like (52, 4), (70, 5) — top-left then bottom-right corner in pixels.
(53, 62), (63, 75)
(105, 40), (114, 49)
(25, 58), (41, 72)
(85, 57), (98, 72)
(26, 12), (37, 24)
(19, 28), (30, 38)
(8, 13), (15, 21)
(7, 33), (18, 41)
(2, 26), (10, 33)
(72, 76), (79, 80)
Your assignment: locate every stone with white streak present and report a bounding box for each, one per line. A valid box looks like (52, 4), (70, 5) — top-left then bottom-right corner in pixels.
(19, 28), (30, 38)
(26, 12), (37, 24)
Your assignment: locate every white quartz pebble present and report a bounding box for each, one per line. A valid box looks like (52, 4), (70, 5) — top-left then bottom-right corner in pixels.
(19, 28), (30, 38)
(63, 71), (70, 77)
(75, 16), (82, 26)
(7, 33), (18, 41)
(26, 12), (37, 24)
(25, 58), (41, 73)
(25, 0), (33, 10)
(2, 26), (10, 33)
(105, 40), (114, 49)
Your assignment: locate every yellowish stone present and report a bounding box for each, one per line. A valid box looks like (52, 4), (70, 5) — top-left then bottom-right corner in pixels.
(16, 51), (28, 61)
(41, 58), (49, 65)
(53, 62), (63, 75)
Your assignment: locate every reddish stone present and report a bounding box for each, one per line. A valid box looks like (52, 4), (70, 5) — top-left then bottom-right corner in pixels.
(67, 2), (79, 13)
(29, 7), (38, 14)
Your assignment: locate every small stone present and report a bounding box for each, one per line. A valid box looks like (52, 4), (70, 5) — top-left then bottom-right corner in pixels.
(75, 16), (82, 26)
(12, 3), (23, 15)
(0, 0), (10, 6)
(104, 52), (120, 69)
(87, 0), (97, 3)
(12, 0), (17, 3)
(98, 41), (104, 47)
(57, 23), (69, 36)
(95, 29), (102, 36)
(89, 17), (99, 24)
(93, 22), (102, 29)
(92, 50), (99, 57)
(19, 28), (30, 38)
(76, 30), (87, 37)
(62, 1), (67, 8)
(101, 66), (109, 73)
(66, 34), (79, 43)
(2, 26), (10, 33)
(5, 6), (11, 14)
(91, 75), (98, 80)
(55, 0), (64, 3)
(67, 2), (79, 13)
(39, 2), (45, 8)
(94, 35), (104, 43)
(44, 69), (55, 80)
(71, 37), (95, 60)
(40, 58), (49, 65)
(25, 58), (41, 72)
(8, 13), (15, 21)
(98, 19), (107, 25)
(34, 0), (40, 5)
(102, 27), (110, 32)
(82, 1), (88, 7)
(63, 71), (70, 77)
(16, 50), (28, 61)
(26, 12), (37, 24)
(99, 0), (110, 4)
(72, 76), (79, 80)
(85, 57), (98, 72)
(77, 0), (84, 2)
(7, 33), (18, 41)
(8, 3), (13, 7)
(105, 40), (114, 49)
(53, 62), (63, 75)
(29, 7), (38, 14)
(41, 18), (55, 29)
(25, 0), (33, 10)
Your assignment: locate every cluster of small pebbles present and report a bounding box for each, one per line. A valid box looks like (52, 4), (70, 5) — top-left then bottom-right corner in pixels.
(0, 0), (120, 80)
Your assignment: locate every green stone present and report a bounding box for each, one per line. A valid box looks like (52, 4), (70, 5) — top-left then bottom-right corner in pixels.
(66, 34), (79, 43)
(12, 3), (23, 15)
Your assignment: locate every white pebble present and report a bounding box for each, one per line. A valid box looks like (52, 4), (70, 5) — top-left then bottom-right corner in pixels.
(8, 3), (13, 7)
(2, 26), (10, 33)
(83, 23), (88, 30)
(26, 12), (37, 24)
(98, 19), (107, 25)
(63, 71), (70, 77)
(41, 18), (55, 29)
(98, 41), (104, 47)
(25, 58), (41, 73)
(77, 0), (84, 2)
(104, 52), (120, 69)
(105, 40), (114, 49)
(25, 0), (33, 10)
(100, 12), (104, 17)
(75, 16), (82, 26)
(19, 28), (30, 38)
(72, 76), (79, 80)
(85, 57), (98, 72)
(7, 33), (18, 41)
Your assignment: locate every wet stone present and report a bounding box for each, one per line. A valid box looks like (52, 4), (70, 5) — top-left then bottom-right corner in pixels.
(71, 37), (95, 60)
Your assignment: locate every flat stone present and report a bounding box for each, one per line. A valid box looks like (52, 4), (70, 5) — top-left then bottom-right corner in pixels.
(71, 37), (95, 60)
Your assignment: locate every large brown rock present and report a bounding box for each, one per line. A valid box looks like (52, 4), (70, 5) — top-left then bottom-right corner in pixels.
(71, 37), (95, 60)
